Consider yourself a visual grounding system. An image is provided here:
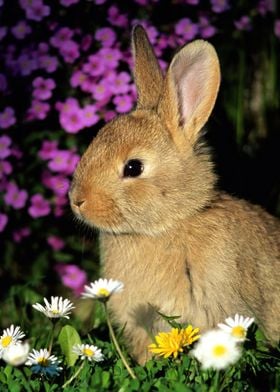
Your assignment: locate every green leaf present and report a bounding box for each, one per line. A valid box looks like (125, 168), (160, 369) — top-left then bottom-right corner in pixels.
(58, 325), (81, 367)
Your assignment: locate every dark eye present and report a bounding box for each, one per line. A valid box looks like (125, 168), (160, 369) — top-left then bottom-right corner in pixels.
(123, 159), (144, 178)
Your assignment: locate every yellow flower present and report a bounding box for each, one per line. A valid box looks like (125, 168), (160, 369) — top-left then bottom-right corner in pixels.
(148, 326), (200, 359)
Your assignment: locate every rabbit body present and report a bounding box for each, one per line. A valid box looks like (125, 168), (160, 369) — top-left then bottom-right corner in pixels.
(70, 26), (280, 364)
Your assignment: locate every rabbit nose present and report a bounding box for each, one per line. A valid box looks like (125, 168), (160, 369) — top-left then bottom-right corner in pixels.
(73, 199), (85, 208)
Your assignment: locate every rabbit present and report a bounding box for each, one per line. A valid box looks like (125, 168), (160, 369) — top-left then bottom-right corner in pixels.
(69, 25), (280, 365)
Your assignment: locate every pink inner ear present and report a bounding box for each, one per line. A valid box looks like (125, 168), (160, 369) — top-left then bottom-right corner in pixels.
(173, 53), (209, 127)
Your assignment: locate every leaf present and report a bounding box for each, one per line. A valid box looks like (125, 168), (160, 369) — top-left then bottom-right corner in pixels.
(58, 325), (81, 367)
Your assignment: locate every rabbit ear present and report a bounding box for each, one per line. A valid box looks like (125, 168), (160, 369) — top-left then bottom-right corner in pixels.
(132, 25), (163, 110)
(158, 40), (220, 147)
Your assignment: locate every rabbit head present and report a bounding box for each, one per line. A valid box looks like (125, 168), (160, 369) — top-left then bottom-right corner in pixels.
(70, 25), (221, 235)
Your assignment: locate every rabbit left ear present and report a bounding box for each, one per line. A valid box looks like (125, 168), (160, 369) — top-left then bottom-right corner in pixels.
(131, 25), (164, 110)
(157, 40), (221, 147)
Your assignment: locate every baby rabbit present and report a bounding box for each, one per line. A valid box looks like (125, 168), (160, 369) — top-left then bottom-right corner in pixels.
(70, 25), (280, 364)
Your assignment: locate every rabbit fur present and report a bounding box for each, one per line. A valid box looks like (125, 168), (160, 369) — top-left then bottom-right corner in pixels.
(70, 25), (280, 364)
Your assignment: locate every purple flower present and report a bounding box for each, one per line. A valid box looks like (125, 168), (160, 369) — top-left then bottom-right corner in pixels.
(55, 264), (87, 296)
(0, 213), (8, 232)
(95, 27), (116, 47)
(0, 107), (16, 129)
(0, 73), (7, 92)
(274, 20), (280, 39)
(0, 135), (12, 158)
(113, 94), (134, 114)
(32, 77), (56, 100)
(28, 193), (51, 217)
(21, 0), (51, 22)
(48, 149), (79, 174)
(50, 27), (74, 48)
(99, 47), (122, 69)
(107, 6), (128, 28)
(13, 227), (31, 242)
(27, 100), (50, 120)
(70, 70), (87, 88)
(16, 53), (38, 76)
(57, 98), (84, 133)
(210, 0), (230, 13)
(43, 173), (70, 196)
(185, 0), (199, 4)
(47, 235), (65, 250)
(234, 16), (252, 31)
(4, 182), (28, 209)
(59, 40), (80, 64)
(11, 20), (32, 39)
(38, 140), (58, 160)
(108, 71), (131, 95)
(82, 104), (100, 127)
(82, 54), (106, 77)
(0, 27), (7, 41)
(60, 0), (79, 5)
(257, 0), (273, 16)
(199, 16), (217, 38)
(0, 160), (12, 179)
(38, 54), (59, 73)
(175, 18), (198, 41)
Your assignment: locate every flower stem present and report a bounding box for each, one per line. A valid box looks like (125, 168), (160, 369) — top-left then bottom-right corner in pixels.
(62, 361), (84, 389)
(104, 303), (137, 380)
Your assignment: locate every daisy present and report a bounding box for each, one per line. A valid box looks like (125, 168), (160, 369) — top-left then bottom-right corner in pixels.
(72, 343), (104, 362)
(3, 342), (30, 366)
(25, 348), (62, 377)
(32, 296), (75, 319)
(191, 329), (241, 370)
(148, 325), (200, 359)
(217, 314), (255, 341)
(81, 278), (124, 301)
(0, 325), (25, 357)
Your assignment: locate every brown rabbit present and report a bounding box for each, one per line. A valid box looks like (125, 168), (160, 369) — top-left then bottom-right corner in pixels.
(70, 25), (280, 364)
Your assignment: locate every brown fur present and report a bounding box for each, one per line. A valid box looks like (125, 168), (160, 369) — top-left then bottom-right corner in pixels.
(70, 25), (280, 364)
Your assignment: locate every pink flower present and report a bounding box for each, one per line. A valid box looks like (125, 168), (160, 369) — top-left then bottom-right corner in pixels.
(81, 34), (93, 51)
(91, 79), (112, 102)
(0, 213), (8, 232)
(24, 1), (51, 22)
(32, 77), (56, 100)
(59, 40), (80, 64)
(50, 27), (74, 48)
(43, 173), (70, 196)
(58, 100), (84, 133)
(257, 0), (273, 16)
(0, 107), (16, 129)
(210, 0), (230, 13)
(108, 71), (131, 95)
(38, 140), (59, 160)
(48, 150), (79, 175)
(55, 264), (87, 296)
(107, 5), (128, 28)
(28, 193), (51, 217)
(113, 94), (134, 114)
(4, 182), (28, 209)
(95, 27), (116, 47)
(0, 135), (12, 158)
(175, 18), (198, 41)
(38, 54), (59, 73)
(99, 47), (122, 69)
(70, 70), (88, 88)
(16, 53), (37, 76)
(47, 235), (65, 250)
(11, 20), (32, 39)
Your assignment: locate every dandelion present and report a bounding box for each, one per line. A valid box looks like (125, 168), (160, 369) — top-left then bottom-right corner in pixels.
(25, 348), (62, 377)
(3, 342), (30, 366)
(148, 326), (200, 359)
(0, 325), (25, 357)
(32, 296), (75, 319)
(217, 314), (254, 342)
(81, 278), (124, 302)
(72, 344), (104, 362)
(191, 329), (241, 370)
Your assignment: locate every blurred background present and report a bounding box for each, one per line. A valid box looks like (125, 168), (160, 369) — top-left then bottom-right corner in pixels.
(0, 0), (279, 327)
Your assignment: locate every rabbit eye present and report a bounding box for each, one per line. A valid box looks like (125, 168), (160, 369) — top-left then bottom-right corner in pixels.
(123, 159), (144, 178)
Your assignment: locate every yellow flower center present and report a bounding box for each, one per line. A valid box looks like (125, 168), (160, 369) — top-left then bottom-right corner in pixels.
(213, 344), (227, 357)
(1, 336), (12, 348)
(231, 326), (246, 339)
(51, 308), (59, 315)
(97, 288), (110, 297)
(83, 348), (94, 357)
(38, 357), (49, 367)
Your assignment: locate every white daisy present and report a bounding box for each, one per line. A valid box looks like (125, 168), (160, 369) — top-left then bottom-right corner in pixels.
(217, 314), (254, 342)
(81, 278), (124, 301)
(191, 329), (241, 370)
(25, 348), (62, 377)
(32, 296), (75, 319)
(72, 343), (104, 362)
(2, 342), (30, 366)
(0, 325), (25, 357)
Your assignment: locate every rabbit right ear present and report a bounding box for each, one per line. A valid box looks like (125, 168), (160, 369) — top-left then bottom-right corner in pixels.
(157, 40), (221, 148)
(132, 25), (164, 110)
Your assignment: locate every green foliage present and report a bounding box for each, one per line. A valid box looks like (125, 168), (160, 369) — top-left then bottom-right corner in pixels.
(58, 325), (81, 367)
